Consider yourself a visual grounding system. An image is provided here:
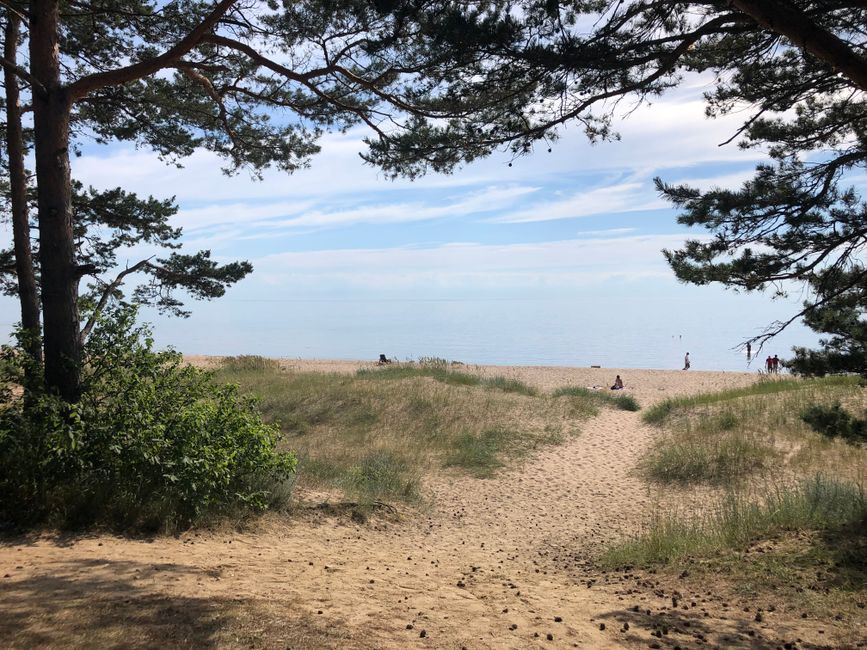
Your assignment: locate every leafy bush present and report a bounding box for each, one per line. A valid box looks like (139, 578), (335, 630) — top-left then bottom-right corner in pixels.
(0, 307), (296, 530)
(801, 402), (867, 444)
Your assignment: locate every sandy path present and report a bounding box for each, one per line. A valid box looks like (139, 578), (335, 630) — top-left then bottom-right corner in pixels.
(1, 364), (854, 648)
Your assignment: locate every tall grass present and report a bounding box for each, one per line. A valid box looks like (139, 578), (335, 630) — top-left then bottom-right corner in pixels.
(213, 357), (588, 503)
(603, 475), (867, 567)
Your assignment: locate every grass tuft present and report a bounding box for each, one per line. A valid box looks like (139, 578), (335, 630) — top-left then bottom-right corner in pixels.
(338, 451), (420, 503)
(639, 433), (773, 485)
(603, 475), (867, 567)
(552, 386), (640, 411)
(444, 429), (511, 476)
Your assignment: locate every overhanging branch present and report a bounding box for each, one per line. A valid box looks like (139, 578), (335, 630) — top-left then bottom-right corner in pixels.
(728, 0), (867, 91)
(67, 0), (237, 102)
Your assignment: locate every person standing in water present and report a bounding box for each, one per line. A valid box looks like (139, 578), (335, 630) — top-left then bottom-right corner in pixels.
(746, 342), (752, 359)
(683, 352), (691, 370)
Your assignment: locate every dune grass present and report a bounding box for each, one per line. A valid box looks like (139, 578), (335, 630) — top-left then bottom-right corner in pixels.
(552, 386), (640, 411)
(356, 364), (539, 396)
(639, 375), (867, 488)
(213, 356), (594, 503)
(603, 475), (867, 567)
(612, 374), (867, 618)
(642, 375), (859, 426)
(639, 433), (774, 484)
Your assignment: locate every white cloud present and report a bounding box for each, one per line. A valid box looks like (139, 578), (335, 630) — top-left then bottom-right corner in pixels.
(487, 181), (667, 223)
(71, 74), (766, 211)
(248, 233), (695, 291)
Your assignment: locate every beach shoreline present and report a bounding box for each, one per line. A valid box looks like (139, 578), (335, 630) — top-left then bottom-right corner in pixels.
(185, 354), (762, 406)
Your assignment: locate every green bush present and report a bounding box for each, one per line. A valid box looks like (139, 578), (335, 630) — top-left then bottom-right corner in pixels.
(0, 307), (296, 530)
(801, 402), (867, 444)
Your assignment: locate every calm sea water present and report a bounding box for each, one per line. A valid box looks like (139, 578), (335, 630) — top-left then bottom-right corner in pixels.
(135, 293), (820, 372)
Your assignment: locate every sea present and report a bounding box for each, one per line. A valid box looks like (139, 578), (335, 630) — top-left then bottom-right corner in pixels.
(126, 292), (822, 372)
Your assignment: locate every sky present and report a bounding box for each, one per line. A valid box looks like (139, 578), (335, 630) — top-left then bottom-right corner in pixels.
(0, 74), (826, 364)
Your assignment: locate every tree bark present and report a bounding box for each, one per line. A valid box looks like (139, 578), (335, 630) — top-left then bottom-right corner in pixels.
(30, 0), (80, 401)
(728, 0), (867, 92)
(4, 13), (42, 369)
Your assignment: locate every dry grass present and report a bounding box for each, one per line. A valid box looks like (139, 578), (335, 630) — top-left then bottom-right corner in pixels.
(608, 375), (867, 619)
(640, 375), (867, 487)
(213, 356), (599, 503)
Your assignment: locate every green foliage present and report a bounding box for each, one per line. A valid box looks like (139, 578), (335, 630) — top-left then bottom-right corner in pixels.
(603, 476), (867, 567)
(552, 386), (640, 411)
(786, 270), (867, 377)
(0, 308), (296, 530)
(801, 402), (867, 444)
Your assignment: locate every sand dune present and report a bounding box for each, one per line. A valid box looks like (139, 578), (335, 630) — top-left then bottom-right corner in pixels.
(2, 361), (858, 648)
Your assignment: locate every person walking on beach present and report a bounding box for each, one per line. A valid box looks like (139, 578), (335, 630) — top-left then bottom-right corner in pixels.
(683, 352), (690, 370)
(765, 355), (773, 373)
(772, 354), (780, 373)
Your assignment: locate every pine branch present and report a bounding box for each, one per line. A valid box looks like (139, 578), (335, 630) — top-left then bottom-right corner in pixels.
(67, 0), (237, 102)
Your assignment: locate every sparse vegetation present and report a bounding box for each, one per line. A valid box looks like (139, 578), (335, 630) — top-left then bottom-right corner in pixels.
(603, 475), (867, 567)
(213, 357), (615, 503)
(552, 386), (640, 411)
(642, 376), (859, 426)
(610, 375), (867, 620)
(356, 364), (538, 396)
(639, 376), (867, 487)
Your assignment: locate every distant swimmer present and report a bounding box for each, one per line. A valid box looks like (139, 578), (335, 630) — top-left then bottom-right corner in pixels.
(683, 352), (691, 370)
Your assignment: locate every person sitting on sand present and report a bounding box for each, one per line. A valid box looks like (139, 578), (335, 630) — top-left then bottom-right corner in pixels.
(610, 375), (624, 390)
(378, 354), (391, 365)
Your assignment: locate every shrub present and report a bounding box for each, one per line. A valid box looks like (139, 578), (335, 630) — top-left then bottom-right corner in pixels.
(801, 402), (867, 444)
(0, 306), (297, 531)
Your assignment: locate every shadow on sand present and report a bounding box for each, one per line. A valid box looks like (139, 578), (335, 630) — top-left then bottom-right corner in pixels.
(0, 553), (356, 649)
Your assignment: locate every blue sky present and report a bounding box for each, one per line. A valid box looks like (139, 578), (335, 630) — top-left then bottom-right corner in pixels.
(0, 75), (825, 361)
(66, 77), (765, 297)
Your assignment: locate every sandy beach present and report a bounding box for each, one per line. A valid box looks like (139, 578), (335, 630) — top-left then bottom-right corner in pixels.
(1, 360), (858, 648)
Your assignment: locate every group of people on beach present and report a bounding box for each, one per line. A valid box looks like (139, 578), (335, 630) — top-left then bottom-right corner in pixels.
(765, 354), (781, 373)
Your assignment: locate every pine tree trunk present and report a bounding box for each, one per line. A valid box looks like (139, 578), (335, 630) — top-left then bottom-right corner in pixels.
(5, 14), (43, 371)
(30, 0), (80, 401)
